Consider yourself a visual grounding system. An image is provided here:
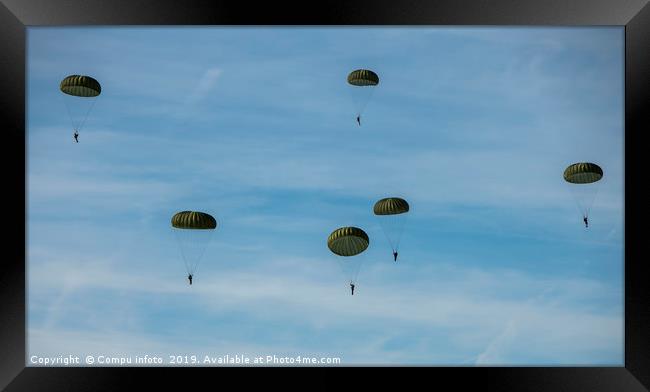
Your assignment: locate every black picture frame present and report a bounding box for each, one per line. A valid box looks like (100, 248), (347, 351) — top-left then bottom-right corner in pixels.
(1, 0), (648, 390)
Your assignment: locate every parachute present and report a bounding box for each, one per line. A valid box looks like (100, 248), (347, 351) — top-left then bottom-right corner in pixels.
(327, 226), (369, 286)
(373, 197), (409, 261)
(171, 211), (217, 279)
(59, 75), (101, 137)
(347, 69), (379, 124)
(347, 69), (379, 87)
(563, 163), (603, 225)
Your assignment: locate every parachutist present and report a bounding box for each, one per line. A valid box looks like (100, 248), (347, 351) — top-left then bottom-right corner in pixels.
(564, 163), (603, 231)
(374, 197), (409, 265)
(172, 211), (217, 288)
(60, 75), (101, 139)
(348, 69), (378, 125)
(327, 227), (368, 293)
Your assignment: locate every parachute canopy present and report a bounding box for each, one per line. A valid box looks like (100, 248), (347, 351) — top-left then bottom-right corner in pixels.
(373, 197), (410, 215)
(327, 226), (369, 257)
(347, 69), (379, 86)
(60, 75), (101, 97)
(171, 211), (217, 230)
(563, 163), (603, 184)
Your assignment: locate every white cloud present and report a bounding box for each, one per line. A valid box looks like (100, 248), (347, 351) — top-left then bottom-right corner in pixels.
(28, 251), (623, 364)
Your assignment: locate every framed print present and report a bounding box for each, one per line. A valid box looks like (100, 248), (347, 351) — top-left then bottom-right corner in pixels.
(1, 0), (648, 390)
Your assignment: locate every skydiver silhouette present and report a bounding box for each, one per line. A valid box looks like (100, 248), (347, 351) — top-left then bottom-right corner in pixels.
(356, 115), (361, 126)
(188, 274), (193, 285)
(350, 282), (355, 295)
(73, 130), (79, 143)
(583, 215), (588, 228)
(393, 251), (398, 262)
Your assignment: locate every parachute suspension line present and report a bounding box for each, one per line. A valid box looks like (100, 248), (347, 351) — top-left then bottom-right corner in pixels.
(568, 182), (601, 220)
(62, 96), (77, 132)
(335, 251), (364, 285)
(377, 213), (408, 254)
(190, 229), (214, 276)
(77, 95), (99, 134)
(393, 213), (409, 253)
(62, 95), (99, 135)
(348, 84), (377, 119)
(173, 229), (192, 275)
(348, 257), (363, 284)
(186, 230), (200, 273)
(378, 216), (397, 252)
(174, 229), (212, 275)
(357, 86), (376, 117)
(378, 218), (393, 252)
(569, 186), (586, 220)
(585, 181), (602, 219)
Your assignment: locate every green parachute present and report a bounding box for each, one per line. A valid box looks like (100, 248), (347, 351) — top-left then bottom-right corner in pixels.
(563, 163), (603, 227)
(327, 226), (369, 256)
(347, 69), (379, 87)
(563, 163), (603, 184)
(347, 69), (379, 125)
(171, 211), (217, 282)
(60, 75), (102, 97)
(172, 211), (217, 230)
(327, 226), (369, 289)
(59, 75), (101, 139)
(373, 197), (409, 261)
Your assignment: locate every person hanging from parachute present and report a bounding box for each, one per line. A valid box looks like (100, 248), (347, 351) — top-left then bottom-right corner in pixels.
(347, 69), (379, 126)
(171, 211), (218, 285)
(563, 162), (603, 229)
(328, 226), (369, 296)
(59, 75), (101, 142)
(373, 197), (410, 262)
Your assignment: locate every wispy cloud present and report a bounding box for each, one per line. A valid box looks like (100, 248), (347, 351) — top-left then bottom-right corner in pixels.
(476, 320), (518, 365)
(28, 248), (623, 364)
(186, 67), (223, 105)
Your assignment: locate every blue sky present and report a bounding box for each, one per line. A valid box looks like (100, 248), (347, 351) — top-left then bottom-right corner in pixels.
(27, 27), (624, 365)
